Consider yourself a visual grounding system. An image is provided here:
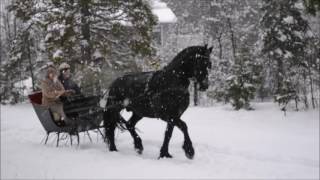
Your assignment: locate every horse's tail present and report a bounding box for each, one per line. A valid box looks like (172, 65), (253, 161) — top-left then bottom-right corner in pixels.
(103, 99), (127, 134)
(103, 109), (127, 131)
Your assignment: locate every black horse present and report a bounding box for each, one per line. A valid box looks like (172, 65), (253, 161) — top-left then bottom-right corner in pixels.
(103, 45), (213, 159)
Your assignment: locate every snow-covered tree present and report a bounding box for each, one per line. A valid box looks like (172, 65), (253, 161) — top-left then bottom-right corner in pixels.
(7, 0), (157, 96)
(260, 0), (310, 109)
(9, 0), (157, 65)
(1, 25), (47, 104)
(223, 47), (262, 110)
(303, 0), (320, 15)
(199, 0), (262, 106)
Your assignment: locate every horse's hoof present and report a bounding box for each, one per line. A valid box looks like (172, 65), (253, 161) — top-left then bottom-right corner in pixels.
(158, 152), (173, 159)
(109, 146), (118, 152)
(134, 141), (143, 154)
(185, 152), (194, 159)
(135, 148), (143, 154)
(183, 143), (194, 159)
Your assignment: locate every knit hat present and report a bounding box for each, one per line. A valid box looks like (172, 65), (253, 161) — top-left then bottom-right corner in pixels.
(59, 62), (70, 70)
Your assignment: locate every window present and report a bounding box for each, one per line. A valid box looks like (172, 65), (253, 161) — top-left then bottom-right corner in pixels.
(153, 25), (162, 46)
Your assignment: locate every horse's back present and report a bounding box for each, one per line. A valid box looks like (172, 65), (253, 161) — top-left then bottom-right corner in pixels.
(108, 71), (154, 101)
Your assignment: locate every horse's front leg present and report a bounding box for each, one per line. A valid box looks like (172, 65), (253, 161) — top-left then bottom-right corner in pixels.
(126, 113), (143, 154)
(175, 118), (194, 159)
(159, 120), (174, 159)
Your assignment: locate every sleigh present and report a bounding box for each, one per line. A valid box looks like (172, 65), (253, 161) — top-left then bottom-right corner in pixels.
(28, 91), (104, 147)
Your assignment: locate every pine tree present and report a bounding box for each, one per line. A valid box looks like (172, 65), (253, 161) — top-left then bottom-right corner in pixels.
(303, 0), (320, 15)
(0, 25), (45, 104)
(8, 0), (157, 95)
(198, 1), (261, 106)
(224, 47), (262, 110)
(9, 0), (157, 65)
(260, 0), (309, 110)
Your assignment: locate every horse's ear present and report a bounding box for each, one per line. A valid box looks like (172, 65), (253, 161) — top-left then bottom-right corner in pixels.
(204, 44), (208, 48)
(208, 46), (213, 53)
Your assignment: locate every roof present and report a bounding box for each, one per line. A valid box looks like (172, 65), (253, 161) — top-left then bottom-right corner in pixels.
(150, 0), (177, 23)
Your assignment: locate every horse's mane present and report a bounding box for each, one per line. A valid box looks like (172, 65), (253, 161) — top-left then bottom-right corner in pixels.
(164, 46), (204, 70)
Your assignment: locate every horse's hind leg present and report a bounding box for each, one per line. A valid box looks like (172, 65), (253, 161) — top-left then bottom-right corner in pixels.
(159, 121), (174, 159)
(103, 108), (118, 151)
(175, 118), (194, 159)
(126, 113), (143, 154)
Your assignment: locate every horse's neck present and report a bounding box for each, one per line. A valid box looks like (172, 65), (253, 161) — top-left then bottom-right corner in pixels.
(159, 67), (190, 89)
(165, 53), (193, 78)
(153, 54), (194, 90)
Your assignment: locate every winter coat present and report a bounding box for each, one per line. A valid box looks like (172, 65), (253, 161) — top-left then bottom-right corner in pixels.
(58, 76), (81, 95)
(41, 78), (65, 106)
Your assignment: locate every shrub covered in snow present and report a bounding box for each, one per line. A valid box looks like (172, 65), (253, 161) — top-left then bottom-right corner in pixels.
(224, 48), (262, 110)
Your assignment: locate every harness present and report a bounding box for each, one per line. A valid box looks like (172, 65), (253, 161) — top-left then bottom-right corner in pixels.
(144, 72), (157, 116)
(195, 54), (210, 59)
(144, 72), (154, 94)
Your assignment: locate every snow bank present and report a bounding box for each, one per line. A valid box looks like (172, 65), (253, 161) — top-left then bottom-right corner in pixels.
(1, 103), (319, 179)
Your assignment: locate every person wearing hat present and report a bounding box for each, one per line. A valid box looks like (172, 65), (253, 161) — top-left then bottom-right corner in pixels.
(41, 66), (72, 126)
(58, 63), (81, 95)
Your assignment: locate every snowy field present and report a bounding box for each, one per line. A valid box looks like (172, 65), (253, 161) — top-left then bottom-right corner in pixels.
(1, 102), (319, 179)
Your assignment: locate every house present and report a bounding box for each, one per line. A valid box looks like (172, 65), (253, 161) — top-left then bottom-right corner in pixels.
(150, 0), (207, 66)
(150, 0), (177, 47)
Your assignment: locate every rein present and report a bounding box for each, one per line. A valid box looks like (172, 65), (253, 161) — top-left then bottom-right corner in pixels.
(144, 72), (154, 94)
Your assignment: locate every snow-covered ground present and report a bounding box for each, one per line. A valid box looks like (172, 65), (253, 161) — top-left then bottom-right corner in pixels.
(1, 102), (319, 179)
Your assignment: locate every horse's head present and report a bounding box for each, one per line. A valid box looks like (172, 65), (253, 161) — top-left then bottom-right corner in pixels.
(191, 45), (213, 91)
(165, 45), (213, 91)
